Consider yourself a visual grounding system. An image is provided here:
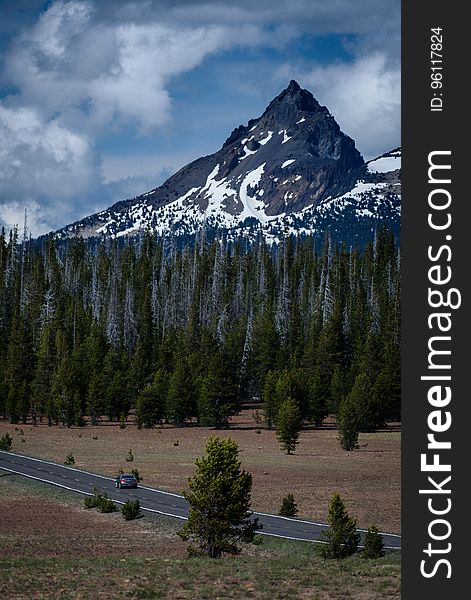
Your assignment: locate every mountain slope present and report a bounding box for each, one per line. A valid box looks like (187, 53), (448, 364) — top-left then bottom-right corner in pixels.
(55, 81), (400, 245)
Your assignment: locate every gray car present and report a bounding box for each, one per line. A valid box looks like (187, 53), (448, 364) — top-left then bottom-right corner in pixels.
(115, 473), (138, 489)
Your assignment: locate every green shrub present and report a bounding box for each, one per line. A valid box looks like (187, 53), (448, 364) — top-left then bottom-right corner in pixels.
(278, 493), (298, 517)
(122, 499), (141, 520)
(98, 496), (117, 513)
(0, 432), (13, 451)
(362, 525), (385, 559)
(84, 488), (102, 509)
(125, 449), (134, 462)
(84, 488), (117, 513)
(64, 453), (75, 466)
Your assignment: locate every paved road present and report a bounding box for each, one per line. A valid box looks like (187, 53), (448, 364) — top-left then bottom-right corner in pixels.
(0, 450), (401, 549)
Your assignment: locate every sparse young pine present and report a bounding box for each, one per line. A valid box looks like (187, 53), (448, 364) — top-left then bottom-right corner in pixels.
(97, 493), (117, 514)
(84, 487), (104, 509)
(275, 397), (302, 454)
(64, 452), (75, 465)
(122, 499), (141, 520)
(278, 493), (298, 517)
(0, 432), (13, 451)
(319, 492), (360, 559)
(84, 488), (117, 513)
(178, 435), (260, 558)
(362, 525), (384, 559)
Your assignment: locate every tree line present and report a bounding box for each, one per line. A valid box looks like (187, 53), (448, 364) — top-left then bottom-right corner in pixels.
(0, 225), (400, 432)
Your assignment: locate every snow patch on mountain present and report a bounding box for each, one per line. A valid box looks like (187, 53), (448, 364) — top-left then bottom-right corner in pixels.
(368, 155), (401, 173)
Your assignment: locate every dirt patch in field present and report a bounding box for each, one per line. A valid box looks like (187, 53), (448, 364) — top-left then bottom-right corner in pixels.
(0, 478), (186, 560)
(0, 412), (400, 533)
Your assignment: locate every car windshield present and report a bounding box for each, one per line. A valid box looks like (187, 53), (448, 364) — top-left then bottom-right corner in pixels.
(122, 475), (135, 479)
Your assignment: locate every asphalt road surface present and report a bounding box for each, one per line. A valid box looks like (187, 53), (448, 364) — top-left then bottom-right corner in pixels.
(0, 450), (401, 549)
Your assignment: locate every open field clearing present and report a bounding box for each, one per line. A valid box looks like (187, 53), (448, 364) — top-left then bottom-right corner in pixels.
(0, 412), (400, 534)
(0, 477), (400, 599)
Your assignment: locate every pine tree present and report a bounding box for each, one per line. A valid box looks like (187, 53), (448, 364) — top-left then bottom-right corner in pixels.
(278, 493), (298, 517)
(178, 435), (260, 557)
(135, 369), (168, 428)
(167, 354), (196, 426)
(198, 351), (239, 428)
(362, 525), (385, 559)
(262, 370), (279, 429)
(276, 397), (302, 454)
(319, 492), (360, 558)
(337, 391), (360, 451)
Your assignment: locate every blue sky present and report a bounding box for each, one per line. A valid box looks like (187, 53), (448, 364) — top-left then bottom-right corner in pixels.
(0, 0), (400, 236)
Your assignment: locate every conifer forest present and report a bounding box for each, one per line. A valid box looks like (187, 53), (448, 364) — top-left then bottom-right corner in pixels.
(0, 227), (400, 432)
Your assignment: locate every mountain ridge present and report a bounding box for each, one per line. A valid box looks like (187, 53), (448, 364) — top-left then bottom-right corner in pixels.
(54, 81), (400, 246)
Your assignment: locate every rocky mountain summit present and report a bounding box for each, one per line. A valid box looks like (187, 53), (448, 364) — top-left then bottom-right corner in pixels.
(55, 81), (400, 246)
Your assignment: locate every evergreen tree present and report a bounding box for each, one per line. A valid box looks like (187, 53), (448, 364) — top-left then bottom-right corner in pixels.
(337, 391), (360, 451)
(278, 493), (298, 517)
(135, 369), (168, 428)
(362, 525), (385, 559)
(5, 311), (34, 423)
(261, 370), (279, 429)
(167, 354), (197, 426)
(276, 398), (302, 454)
(198, 351), (239, 428)
(319, 492), (360, 559)
(249, 309), (280, 394)
(178, 435), (260, 557)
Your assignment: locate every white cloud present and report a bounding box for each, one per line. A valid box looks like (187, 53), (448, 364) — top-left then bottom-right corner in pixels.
(28, 0), (93, 60)
(4, 2), (259, 134)
(0, 104), (100, 235)
(1, 0), (251, 235)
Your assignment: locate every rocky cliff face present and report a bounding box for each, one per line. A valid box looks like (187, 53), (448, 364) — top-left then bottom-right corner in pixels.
(55, 81), (400, 246)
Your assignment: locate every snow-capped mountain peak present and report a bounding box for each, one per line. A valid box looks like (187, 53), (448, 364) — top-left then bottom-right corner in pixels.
(55, 82), (400, 246)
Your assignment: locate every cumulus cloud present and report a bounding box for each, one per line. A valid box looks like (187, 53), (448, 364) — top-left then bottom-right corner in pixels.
(1, 0), (255, 235)
(0, 104), (100, 235)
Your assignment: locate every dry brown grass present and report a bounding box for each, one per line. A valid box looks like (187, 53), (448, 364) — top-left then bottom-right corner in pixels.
(0, 411), (400, 534)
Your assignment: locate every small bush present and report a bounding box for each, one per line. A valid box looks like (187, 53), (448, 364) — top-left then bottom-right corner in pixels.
(0, 432), (13, 451)
(99, 496), (117, 513)
(64, 453), (75, 465)
(122, 499), (141, 520)
(125, 449), (134, 462)
(84, 488), (117, 513)
(84, 488), (103, 509)
(362, 525), (385, 559)
(278, 493), (298, 517)
(119, 415), (126, 429)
